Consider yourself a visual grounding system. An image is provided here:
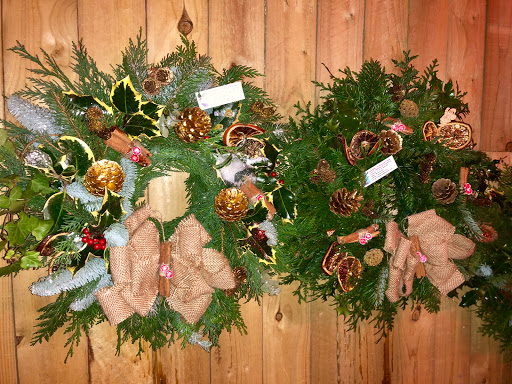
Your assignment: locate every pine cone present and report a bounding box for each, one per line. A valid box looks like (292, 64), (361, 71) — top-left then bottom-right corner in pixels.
(154, 67), (174, 85)
(243, 138), (265, 158)
(86, 107), (104, 120)
(310, 159), (336, 184)
(379, 130), (402, 155)
(214, 188), (249, 222)
(399, 99), (419, 118)
(87, 119), (113, 140)
(419, 153), (437, 184)
(364, 248), (384, 266)
(362, 200), (378, 219)
(174, 107), (212, 143)
(432, 178), (458, 204)
(84, 159), (125, 197)
(390, 83), (405, 102)
(142, 77), (161, 96)
(329, 188), (363, 217)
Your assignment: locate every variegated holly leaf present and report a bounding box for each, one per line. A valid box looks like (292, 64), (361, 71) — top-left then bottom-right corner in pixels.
(140, 101), (164, 120)
(43, 191), (66, 232)
(91, 188), (126, 229)
(57, 136), (95, 177)
(124, 113), (161, 139)
(63, 91), (113, 115)
(240, 225), (276, 265)
(110, 76), (141, 115)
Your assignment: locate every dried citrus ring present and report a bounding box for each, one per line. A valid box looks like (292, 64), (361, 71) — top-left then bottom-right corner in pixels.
(337, 134), (357, 166)
(436, 121), (472, 150)
(350, 130), (379, 159)
(223, 123), (265, 147)
(422, 121), (439, 142)
(322, 241), (346, 276)
(337, 256), (362, 292)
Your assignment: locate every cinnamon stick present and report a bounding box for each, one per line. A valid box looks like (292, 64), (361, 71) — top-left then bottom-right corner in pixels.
(158, 242), (172, 297)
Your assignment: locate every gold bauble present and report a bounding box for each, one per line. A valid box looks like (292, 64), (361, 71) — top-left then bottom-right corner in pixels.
(84, 159), (125, 197)
(174, 107), (212, 143)
(214, 188), (249, 222)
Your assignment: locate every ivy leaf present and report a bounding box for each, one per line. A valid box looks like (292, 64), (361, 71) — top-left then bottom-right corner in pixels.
(91, 189), (126, 229)
(140, 101), (164, 120)
(27, 174), (55, 195)
(271, 187), (296, 222)
(0, 259), (22, 277)
(63, 91), (113, 115)
(0, 129), (7, 146)
(5, 220), (29, 245)
(43, 192), (67, 232)
(57, 136), (95, 177)
(0, 195), (9, 209)
(110, 76), (141, 115)
(124, 113), (161, 139)
(31, 219), (54, 241)
(460, 290), (479, 308)
(20, 251), (42, 269)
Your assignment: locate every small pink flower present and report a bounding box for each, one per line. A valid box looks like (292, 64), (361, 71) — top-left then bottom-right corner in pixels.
(392, 123), (406, 132)
(160, 264), (169, 273)
(359, 238), (367, 245)
(165, 270), (173, 279)
(132, 146), (142, 155)
(256, 194), (264, 201)
(417, 252), (427, 263)
(365, 232), (373, 240)
(131, 154), (139, 162)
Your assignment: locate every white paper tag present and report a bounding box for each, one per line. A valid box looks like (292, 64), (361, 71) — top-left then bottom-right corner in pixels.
(364, 156), (398, 187)
(195, 81), (245, 110)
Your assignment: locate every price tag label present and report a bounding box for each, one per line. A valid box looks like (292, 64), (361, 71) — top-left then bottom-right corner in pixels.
(196, 81), (245, 110)
(364, 156), (398, 187)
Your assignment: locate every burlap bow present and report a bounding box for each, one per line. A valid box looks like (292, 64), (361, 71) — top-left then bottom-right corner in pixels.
(95, 205), (160, 325)
(166, 214), (235, 323)
(385, 209), (475, 302)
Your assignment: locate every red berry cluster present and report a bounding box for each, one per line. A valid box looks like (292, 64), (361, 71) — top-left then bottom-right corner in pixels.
(269, 171), (284, 185)
(81, 228), (106, 251)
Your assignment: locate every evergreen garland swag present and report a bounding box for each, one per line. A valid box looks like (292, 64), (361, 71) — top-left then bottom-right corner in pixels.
(0, 33), (294, 359)
(274, 52), (512, 350)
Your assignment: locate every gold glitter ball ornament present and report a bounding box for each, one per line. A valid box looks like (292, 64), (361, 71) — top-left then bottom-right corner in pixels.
(214, 188), (249, 222)
(399, 99), (419, 118)
(432, 178), (458, 205)
(329, 188), (363, 217)
(364, 248), (384, 266)
(174, 107), (212, 143)
(84, 160), (125, 197)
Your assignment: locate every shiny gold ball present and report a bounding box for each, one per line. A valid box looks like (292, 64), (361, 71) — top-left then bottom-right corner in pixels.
(84, 160), (125, 197)
(214, 188), (249, 222)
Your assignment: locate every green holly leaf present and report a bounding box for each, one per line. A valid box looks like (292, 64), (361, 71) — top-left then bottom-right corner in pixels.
(27, 174), (55, 195)
(239, 226), (276, 265)
(242, 200), (269, 224)
(91, 189), (126, 228)
(110, 76), (141, 115)
(271, 187), (296, 222)
(63, 91), (113, 115)
(263, 139), (279, 169)
(140, 101), (164, 120)
(124, 113), (161, 139)
(460, 290), (479, 308)
(20, 251), (42, 269)
(57, 136), (95, 177)
(43, 191), (66, 231)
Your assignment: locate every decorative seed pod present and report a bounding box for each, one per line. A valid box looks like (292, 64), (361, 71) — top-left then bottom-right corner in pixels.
(350, 130), (379, 159)
(84, 159), (125, 197)
(310, 159), (336, 184)
(364, 248), (384, 266)
(329, 188), (363, 217)
(243, 138), (265, 158)
(337, 256), (362, 292)
(174, 107), (212, 143)
(214, 188), (249, 222)
(399, 99), (419, 118)
(322, 241), (346, 275)
(432, 178), (458, 205)
(379, 129), (403, 155)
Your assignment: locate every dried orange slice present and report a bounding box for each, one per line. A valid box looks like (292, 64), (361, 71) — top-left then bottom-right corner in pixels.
(337, 134), (357, 166)
(436, 122), (472, 150)
(223, 123), (265, 147)
(422, 121), (439, 142)
(350, 130), (379, 159)
(337, 256), (362, 292)
(322, 241), (346, 276)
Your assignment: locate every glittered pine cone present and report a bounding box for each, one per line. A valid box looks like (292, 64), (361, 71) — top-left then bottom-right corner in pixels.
(364, 248), (384, 266)
(154, 67), (174, 85)
(87, 119), (114, 140)
(399, 99), (419, 118)
(432, 178), (458, 204)
(310, 159), (336, 184)
(84, 159), (125, 197)
(142, 77), (161, 96)
(86, 107), (104, 120)
(329, 188), (363, 217)
(214, 188), (249, 222)
(379, 130), (402, 155)
(174, 107), (212, 143)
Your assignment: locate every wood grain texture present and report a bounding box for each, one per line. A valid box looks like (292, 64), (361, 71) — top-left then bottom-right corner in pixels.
(146, 0), (208, 63)
(363, 0), (408, 71)
(445, 0), (486, 149)
(408, 0), (450, 77)
(310, 300), (338, 383)
(355, 320), (386, 383)
(481, 0), (512, 151)
(338, 321), (356, 384)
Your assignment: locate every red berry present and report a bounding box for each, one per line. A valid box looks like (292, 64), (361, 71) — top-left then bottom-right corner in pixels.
(94, 238), (99, 244)
(93, 243), (100, 251)
(87, 238), (94, 246)
(100, 244), (106, 250)
(205, 135), (210, 139)
(271, 172), (277, 177)
(278, 179), (284, 184)
(81, 236), (88, 243)
(83, 228), (89, 235)
(99, 238), (106, 246)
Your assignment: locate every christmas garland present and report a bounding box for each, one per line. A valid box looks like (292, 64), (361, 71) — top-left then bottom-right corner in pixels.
(0, 33), (295, 358)
(275, 52), (512, 349)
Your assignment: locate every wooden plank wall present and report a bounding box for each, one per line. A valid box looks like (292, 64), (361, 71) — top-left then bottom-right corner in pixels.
(1, 1), (511, 383)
